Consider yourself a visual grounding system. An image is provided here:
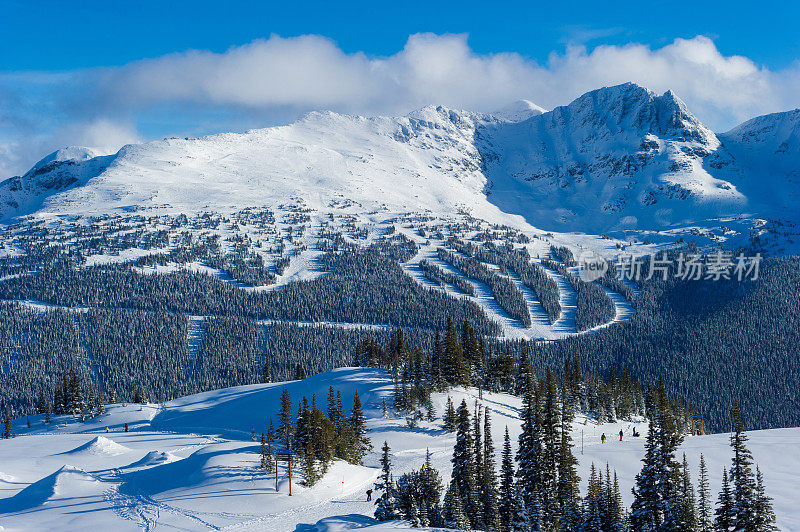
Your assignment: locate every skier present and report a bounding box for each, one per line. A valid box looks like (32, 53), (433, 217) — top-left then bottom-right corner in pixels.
(601, 433), (606, 443)
(366, 488), (373, 501)
(619, 429), (623, 441)
(124, 423), (128, 432)
(105, 427), (109, 433)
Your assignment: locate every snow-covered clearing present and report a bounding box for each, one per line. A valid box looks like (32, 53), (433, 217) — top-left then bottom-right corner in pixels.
(2, 368), (798, 531)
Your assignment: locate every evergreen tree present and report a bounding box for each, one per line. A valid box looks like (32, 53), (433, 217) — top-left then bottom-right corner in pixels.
(482, 408), (500, 531)
(540, 368), (561, 528)
(451, 399), (479, 526)
(3, 405), (12, 439)
(301, 440), (319, 486)
(753, 466), (777, 531)
(262, 354), (272, 383)
(510, 493), (530, 532)
(332, 415), (358, 464)
(308, 398), (334, 472)
(278, 387), (294, 450)
(714, 469), (734, 532)
(679, 453), (698, 530)
(499, 427), (516, 532)
(728, 401), (758, 530)
(420, 449), (444, 525)
(265, 419), (275, 473)
(96, 390), (105, 415)
(36, 388), (46, 415)
(630, 384), (684, 531)
(581, 464), (604, 532)
(294, 363), (306, 380)
(442, 486), (471, 531)
(69, 370), (84, 414)
(443, 395), (457, 432)
(295, 396), (311, 452)
(44, 393), (51, 424)
(259, 432), (268, 469)
(444, 318), (469, 386)
(631, 407), (663, 530)
(515, 340), (532, 395)
(558, 386), (582, 531)
(374, 441), (401, 521)
(610, 471), (626, 531)
(516, 366), (542, 529)
(395, 451), (444, 527)
(472, 403), (485, 530)
(133, 384), (147, 405)
(327, 386), (339, 429)
(698, 454), (712, 531)
(431, 328), (443, 390)
(61, 372), (71, 414)
(349, 390), (372, 463)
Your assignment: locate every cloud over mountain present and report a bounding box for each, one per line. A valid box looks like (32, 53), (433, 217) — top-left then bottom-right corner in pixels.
(1, 33), (799, 178)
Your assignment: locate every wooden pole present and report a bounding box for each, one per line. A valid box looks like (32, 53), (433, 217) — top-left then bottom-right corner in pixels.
(288, 457), (293, 496)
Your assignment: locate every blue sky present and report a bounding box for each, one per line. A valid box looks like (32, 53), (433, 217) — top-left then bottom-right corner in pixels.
(3, 0), (799, 70)
(1, 1), (799, 177)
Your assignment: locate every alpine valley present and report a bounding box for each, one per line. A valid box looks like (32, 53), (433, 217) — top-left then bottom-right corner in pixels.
(1, 82), (798, 531)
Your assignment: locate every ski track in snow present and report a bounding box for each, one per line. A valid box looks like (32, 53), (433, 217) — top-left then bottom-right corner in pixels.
(402, 241), (630, 340)
(0, 216), (634, 342)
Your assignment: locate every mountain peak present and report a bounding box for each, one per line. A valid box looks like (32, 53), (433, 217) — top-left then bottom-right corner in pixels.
(492, 99), (547, 122)
(557, 82), (714, 144)
(28, 146), (111, 176)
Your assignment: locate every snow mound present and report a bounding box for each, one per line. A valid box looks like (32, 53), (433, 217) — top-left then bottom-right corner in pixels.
(60, 436), (132, 456)
(0, 465), (99, 512)
(122, 450), (177, 469)
(492, 99), (547, 122)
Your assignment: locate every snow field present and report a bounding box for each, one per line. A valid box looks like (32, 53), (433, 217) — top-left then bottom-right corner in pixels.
(2, 368), (799, 530)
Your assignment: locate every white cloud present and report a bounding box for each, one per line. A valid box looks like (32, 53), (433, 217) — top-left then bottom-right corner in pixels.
(2, 33), (799, 177)
(56, 119), (140, 153)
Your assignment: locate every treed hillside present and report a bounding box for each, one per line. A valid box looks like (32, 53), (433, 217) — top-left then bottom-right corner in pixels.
(0, 222), (798, 433)
(537, 257), (800, 432)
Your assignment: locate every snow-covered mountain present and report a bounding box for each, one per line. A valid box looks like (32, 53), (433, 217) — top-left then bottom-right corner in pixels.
(1, 83), (797, 236)
(479, 83), (749, 230)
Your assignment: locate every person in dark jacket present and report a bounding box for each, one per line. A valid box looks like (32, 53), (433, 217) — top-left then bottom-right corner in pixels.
(366, 489), (373, 501)
(619, 429), (623, 441)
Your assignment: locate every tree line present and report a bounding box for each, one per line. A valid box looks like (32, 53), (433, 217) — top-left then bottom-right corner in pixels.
(365, 328), (777, 530)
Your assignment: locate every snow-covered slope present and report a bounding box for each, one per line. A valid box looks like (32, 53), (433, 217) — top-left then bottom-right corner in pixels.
(717, 109), (800, 214)
(1, 83), (797, 237)
(1, 368), (799, 531)
(0, 107), (518, 227)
